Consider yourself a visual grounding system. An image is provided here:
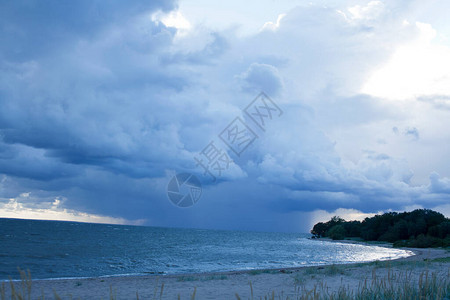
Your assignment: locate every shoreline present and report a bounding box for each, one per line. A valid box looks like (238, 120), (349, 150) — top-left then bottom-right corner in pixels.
(2, 241), (448, 299)
(312, 237), (449, 262)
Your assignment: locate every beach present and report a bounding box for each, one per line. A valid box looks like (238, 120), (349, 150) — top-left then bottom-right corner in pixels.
(3, 246), (449, 299)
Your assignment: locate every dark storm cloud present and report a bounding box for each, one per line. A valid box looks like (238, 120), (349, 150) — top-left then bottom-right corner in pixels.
(0, 0), (177, 60)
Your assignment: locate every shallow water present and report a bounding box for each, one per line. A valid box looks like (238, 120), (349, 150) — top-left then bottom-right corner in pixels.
(0, 218), (412, 280)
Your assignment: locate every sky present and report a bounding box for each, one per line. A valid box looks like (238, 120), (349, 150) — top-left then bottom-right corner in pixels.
(1, 0), (450, 233)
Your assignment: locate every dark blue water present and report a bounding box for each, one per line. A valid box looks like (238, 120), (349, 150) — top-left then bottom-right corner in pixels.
(0, 218), (412, 280)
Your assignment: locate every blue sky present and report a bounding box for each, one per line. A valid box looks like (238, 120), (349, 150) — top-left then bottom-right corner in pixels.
(1, 0), (450, 232)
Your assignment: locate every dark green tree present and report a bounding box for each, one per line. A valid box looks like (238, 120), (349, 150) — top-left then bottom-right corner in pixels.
(327, 225), (346, 240)
(311, 209), (449, 248)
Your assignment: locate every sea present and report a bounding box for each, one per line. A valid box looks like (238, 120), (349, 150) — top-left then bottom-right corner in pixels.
(0, 218), (413, 280)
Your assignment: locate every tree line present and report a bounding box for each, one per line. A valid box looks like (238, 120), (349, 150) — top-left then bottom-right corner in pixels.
(310, 209), (450, 248)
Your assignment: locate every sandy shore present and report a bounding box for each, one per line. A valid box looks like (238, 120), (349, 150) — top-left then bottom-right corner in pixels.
(3, 246), (449, 299)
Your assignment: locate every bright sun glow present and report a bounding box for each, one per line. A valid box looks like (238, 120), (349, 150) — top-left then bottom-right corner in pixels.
(0, 196), (146, 225)
(362, 22), (450, 100)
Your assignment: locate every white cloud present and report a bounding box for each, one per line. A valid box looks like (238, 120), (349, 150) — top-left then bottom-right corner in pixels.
(346, 1), (385, 21)
(178, 0), (302, 37)
(261, 14), (286, 31)
(152, 10), (192, 38)
(237, 63), (283, 96)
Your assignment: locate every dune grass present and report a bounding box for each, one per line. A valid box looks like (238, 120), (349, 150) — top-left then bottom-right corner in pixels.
(284, 267), (450, 300)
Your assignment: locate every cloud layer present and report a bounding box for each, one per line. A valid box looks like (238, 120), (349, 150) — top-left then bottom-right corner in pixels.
(1, 0), (450, 232)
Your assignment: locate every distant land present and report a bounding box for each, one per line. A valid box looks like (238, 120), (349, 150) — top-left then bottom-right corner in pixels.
(311, 209), (450, 248)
